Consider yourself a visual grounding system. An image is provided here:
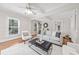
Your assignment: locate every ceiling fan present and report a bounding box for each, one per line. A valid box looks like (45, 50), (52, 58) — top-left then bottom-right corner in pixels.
(23, 3), (44, 19)
(25, 3), (37, 15)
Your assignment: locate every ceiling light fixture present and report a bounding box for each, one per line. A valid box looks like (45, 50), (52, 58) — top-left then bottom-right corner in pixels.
(25, 3), (36, 15)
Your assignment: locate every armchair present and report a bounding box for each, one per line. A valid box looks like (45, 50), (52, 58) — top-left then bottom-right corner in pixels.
(22, 31), (32, 44)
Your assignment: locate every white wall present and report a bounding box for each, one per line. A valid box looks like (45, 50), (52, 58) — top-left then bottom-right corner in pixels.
(76, 9), (79, 44)
(51, 17), (71, 34)
(0, 8), (31, 42)
(38, 14), (71, 36)
(50, 9), (79, 43)
(42, 9), (78, 43)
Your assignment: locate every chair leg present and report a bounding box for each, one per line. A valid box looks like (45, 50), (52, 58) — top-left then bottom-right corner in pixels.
(24, 40), (26, 44)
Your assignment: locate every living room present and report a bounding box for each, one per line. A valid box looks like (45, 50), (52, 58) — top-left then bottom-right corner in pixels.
(0, 3), (79, 55)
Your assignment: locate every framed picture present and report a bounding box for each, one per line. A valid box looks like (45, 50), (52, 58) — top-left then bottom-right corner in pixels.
(43, 23), (48, 28)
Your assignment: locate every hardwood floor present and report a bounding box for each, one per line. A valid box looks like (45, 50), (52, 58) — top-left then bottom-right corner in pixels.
(0, 37), (23, 53)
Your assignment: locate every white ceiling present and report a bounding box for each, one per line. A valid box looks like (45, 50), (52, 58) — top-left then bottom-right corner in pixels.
(30, 3), (67, 13)
(0, 3), (79, 19)
(0, 3), (26, 15)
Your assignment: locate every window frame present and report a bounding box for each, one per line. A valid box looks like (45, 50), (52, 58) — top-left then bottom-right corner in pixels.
(8, 17), (20, 37)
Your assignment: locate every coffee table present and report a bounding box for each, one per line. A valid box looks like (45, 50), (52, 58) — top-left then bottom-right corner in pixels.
(29, 38), (52, 55)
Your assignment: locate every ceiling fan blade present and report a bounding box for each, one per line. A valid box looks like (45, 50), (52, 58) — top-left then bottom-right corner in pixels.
(26, 3), (38, 10)
(28, 3), (37, 15)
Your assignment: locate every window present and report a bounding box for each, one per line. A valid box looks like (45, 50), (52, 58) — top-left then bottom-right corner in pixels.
(31, 20), (42, 34)
(9, 17), (20, 35)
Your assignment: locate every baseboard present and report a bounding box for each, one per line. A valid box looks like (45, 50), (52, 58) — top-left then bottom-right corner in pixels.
(0, 36), (21, 43)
